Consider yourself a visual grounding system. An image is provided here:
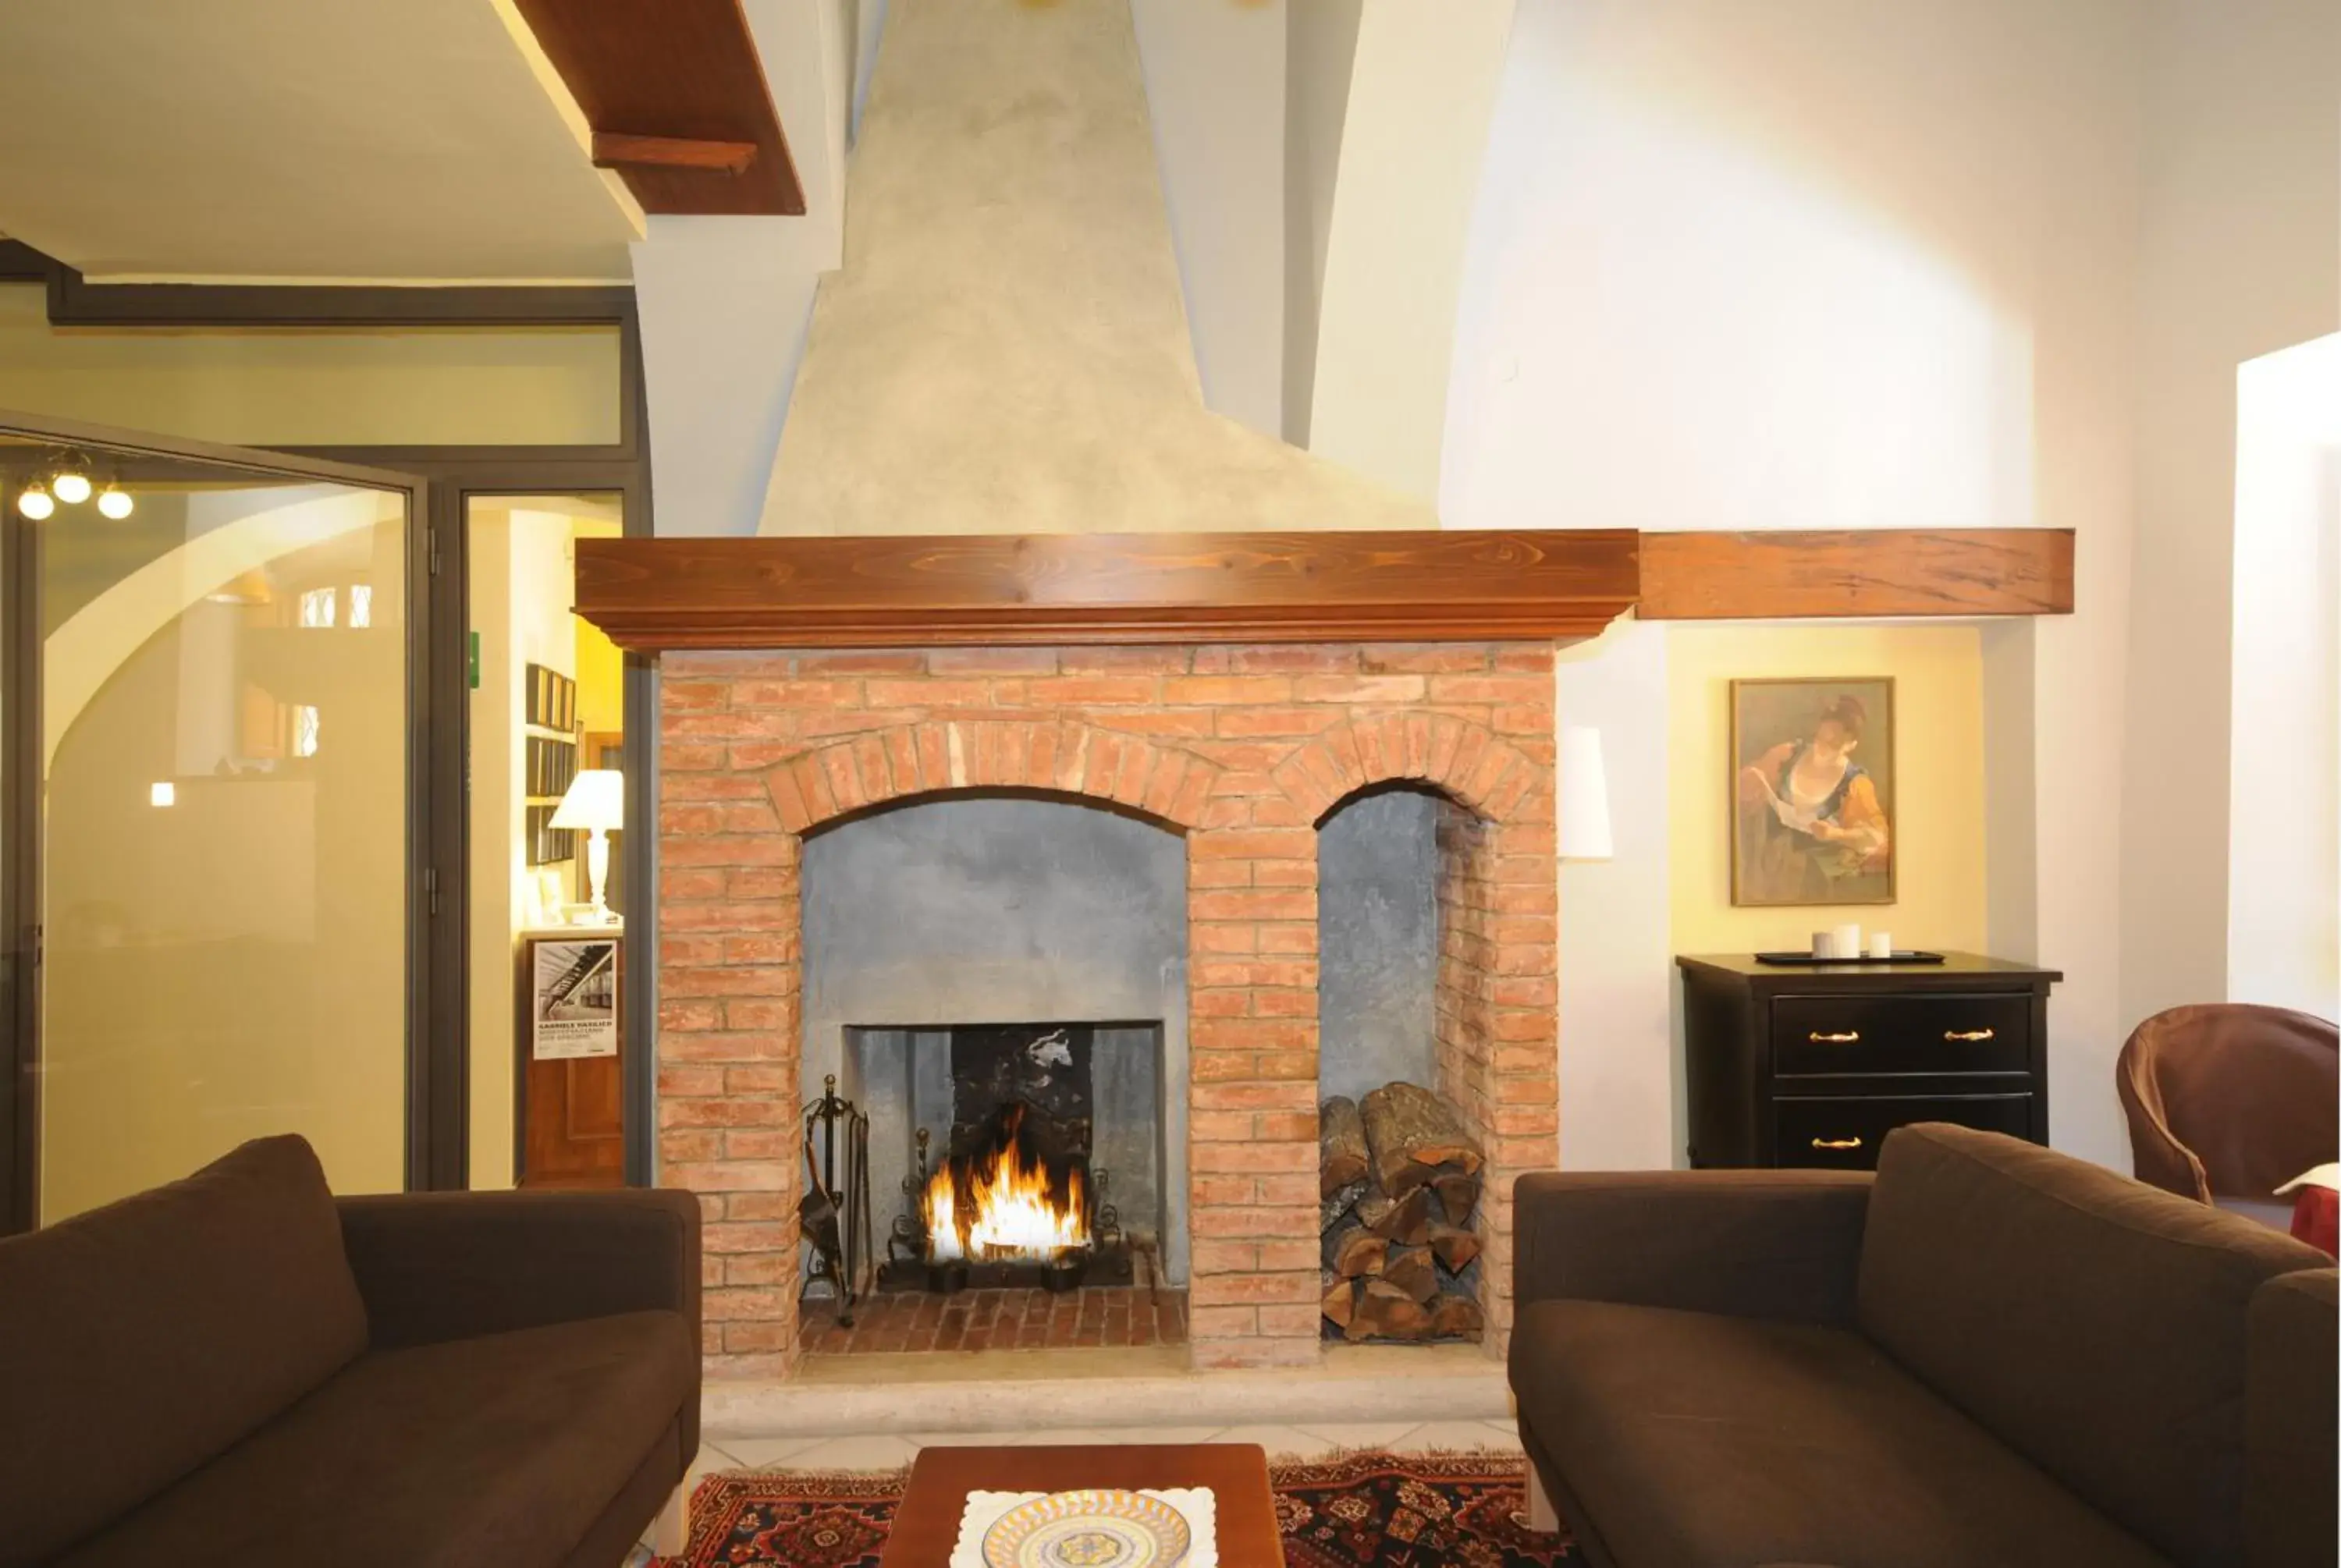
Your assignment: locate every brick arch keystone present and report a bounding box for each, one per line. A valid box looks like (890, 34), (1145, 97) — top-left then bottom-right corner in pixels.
(1271, 711), (1540, 825)
(760, 718), (1225, 835)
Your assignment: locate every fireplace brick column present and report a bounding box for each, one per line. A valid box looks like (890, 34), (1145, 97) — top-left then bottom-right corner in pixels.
(654, 643), (1558, 1378)
(1185, 807), (1326, 1370)
(657, 657), (812, 1379)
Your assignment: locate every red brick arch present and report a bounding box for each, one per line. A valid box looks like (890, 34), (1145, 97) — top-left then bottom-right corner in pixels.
(1269, 710), (1542, 826)
(760, 718), (1225, 835)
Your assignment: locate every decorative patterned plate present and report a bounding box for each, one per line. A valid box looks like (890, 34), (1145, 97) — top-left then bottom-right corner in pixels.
(981, 1488), (1192, 1568)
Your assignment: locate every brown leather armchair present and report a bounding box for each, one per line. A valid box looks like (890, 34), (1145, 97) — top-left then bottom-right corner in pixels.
(2117, 1002), (2338, 1224)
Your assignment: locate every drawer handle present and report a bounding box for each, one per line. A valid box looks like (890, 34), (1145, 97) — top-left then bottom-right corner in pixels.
(1810, 1137), (1864, 1151)
(1944, 1028), (1996, 1042)
(1807, 1030), (1860, 1044)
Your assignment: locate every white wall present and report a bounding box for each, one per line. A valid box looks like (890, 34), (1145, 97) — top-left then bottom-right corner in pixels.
(632, 0), (850, 537)
(1441, 0), (2109, 534)
(2228, 335), (2341, 1020)
(632, 221), (832, 537)
(1281, 0), (1362, 449)
(1305, 0), (1514, 501)
(1444, 0), (2147, 1167)
(1131, 0), (1288, 438)
(1554, 620), (1675, 1169)
(2119, 0), (2341, 1029)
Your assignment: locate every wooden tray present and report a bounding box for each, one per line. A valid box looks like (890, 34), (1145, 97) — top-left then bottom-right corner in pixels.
(1753, 950), (1945, 966)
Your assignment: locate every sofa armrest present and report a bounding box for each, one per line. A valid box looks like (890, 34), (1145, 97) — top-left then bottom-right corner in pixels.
(337, 1188), (700, 1348)
(1514, 1169), (1873, 1325)
(2247, 1268), (2337, 1568)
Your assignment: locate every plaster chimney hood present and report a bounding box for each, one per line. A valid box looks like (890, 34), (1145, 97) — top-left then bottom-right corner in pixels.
(755, 0), (1437, 537)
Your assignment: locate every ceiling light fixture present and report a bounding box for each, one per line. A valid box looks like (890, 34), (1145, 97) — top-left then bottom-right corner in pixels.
(16, 482), (53, 520)
(97, 484), (134, 520)
(52, 470), (92, 505)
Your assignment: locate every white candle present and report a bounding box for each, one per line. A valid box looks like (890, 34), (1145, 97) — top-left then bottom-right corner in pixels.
(1869, 930), (1895, 959)
(1832, 923), (1863, 960)
(1812, 931), (1835, 958)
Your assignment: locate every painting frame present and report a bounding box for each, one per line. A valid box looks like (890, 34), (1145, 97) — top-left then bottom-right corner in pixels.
(1728, 676), (1897, 908)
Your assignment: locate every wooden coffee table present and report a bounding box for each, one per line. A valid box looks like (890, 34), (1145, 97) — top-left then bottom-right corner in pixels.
(879, 1442), (1284, 1566)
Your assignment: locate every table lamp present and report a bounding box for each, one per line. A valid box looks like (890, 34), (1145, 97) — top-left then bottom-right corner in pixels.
(551, 768), (625, 924)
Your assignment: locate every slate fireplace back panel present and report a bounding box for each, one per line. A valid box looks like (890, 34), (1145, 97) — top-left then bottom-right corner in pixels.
(950, 1023), (1095, 1146)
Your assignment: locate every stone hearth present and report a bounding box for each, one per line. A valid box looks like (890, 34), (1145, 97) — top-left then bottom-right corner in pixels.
(658, 641), (1559, 1378)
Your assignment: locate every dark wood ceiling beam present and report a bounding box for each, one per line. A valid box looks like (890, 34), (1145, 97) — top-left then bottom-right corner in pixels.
(591, 133), (758, 175)
(511, 0), (805, 217)
(1638, 529), (2074, 619)
(574, 530), (1644, 651)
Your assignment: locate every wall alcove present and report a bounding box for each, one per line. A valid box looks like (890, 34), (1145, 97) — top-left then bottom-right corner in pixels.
(1316, 780), (1497, 1345)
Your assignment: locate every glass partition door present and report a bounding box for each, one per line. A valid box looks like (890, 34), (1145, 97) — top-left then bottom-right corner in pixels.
(1, 420), (432, 1226)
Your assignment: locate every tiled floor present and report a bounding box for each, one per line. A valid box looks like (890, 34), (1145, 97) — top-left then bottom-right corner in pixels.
(628, 1420), (1523, 1563)
(799, 1286), (1188, 1354)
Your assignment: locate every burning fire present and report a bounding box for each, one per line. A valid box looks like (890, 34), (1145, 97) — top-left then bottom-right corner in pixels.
(922, 1103), (1089, 1263)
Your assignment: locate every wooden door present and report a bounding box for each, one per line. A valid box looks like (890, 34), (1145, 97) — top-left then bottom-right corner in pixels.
(518, 931), (625, 1187)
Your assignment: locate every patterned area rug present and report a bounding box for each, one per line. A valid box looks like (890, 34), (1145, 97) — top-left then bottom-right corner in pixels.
(665, 1450), (1578, 1566)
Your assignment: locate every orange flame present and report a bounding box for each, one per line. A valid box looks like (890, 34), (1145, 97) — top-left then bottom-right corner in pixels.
(922, 1106), (1089, 1263)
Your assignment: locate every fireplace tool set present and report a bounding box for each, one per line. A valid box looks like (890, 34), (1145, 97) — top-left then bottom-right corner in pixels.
(798, 1076), (872, 1325)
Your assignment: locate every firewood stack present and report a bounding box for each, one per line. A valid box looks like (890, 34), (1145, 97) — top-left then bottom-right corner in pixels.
(1318, 1081), (1486, 1342)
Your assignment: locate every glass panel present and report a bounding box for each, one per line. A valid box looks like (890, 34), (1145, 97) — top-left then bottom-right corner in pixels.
(25, 448), (410, 1220)
(465, 494), (626, 1190)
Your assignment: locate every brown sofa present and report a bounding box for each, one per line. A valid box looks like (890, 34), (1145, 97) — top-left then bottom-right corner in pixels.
(0, 1135), (701, 1568)
(1511, 1122), (2338, 1568)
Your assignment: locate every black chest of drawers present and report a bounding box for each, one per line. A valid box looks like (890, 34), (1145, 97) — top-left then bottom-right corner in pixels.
(1678, 952), (2060, 1170)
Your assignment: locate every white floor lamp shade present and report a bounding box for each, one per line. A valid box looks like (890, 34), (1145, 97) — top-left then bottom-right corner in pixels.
(1557, 725), (1614, 860)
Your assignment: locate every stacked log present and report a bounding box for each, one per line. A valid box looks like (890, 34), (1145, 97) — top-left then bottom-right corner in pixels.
(1318, 1082), (1487, 1342)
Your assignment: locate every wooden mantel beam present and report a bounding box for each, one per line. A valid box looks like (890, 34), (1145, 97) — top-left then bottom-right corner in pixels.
(574, 530), (1642, 651)
(572, 527), (2075, 655)
(1639, 529), (2073, 619)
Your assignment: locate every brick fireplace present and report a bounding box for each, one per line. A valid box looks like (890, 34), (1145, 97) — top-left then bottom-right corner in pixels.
(657, 638), (1561, 1379)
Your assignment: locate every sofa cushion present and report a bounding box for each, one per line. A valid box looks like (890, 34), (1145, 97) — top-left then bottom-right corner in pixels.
(0, 1134), (368, 1567)
(1856, 1123), (2329, 1568)
(1511, 1297), (2172, 1568)
(50, 1309), (695, 1568)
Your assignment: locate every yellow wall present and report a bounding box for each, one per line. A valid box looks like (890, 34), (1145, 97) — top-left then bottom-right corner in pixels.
(575, 616), (624, 736)
(1668, 623), (1988, 956)
(0, 286), (621, 448)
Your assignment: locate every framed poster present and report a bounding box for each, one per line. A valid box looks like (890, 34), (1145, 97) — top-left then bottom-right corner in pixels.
(1730, 677), (1895, 906)
(531, 938), (619, 1059)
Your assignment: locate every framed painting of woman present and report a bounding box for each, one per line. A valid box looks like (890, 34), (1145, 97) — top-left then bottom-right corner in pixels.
(1731, 677), (1895, 906)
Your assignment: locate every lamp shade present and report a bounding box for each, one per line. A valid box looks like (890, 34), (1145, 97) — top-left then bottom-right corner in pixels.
(1556, 725), (1613, 860)
(550, 768), (625, 832)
